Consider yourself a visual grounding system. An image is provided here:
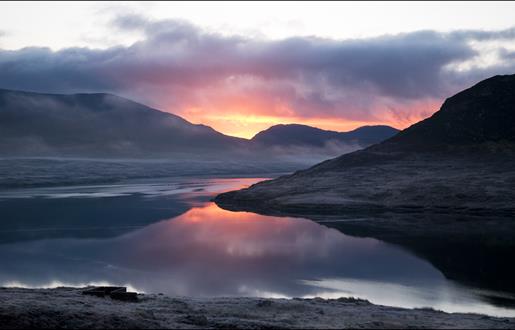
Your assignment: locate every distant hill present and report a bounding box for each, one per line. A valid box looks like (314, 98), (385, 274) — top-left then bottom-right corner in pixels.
(0, 88), (398, 160)
(251, 124), (398, 148)
(0, 89), (246, 158)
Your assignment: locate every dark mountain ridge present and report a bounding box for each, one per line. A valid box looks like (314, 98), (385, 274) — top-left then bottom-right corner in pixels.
(215, 74), (515, 213)
(308, 74), (515, 172)
(375, 74), (515, 152)
(251, 124), (398, 148)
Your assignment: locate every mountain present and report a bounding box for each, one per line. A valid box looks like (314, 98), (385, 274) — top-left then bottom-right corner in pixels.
(376, 74), (515, 152)
(0, 88), (398, 161)
(215, 74), (515, 215)
(215, 74), (515, 296)
(0, 89), (246, 158)
(251, 124), (398, 148)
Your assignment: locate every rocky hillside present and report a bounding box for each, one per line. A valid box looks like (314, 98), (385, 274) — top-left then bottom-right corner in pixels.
(375, 74), (515, 152)
(215, 75), (515, 215)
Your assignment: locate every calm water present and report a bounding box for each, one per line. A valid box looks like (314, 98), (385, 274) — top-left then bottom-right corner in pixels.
(1, 177), (514, 317)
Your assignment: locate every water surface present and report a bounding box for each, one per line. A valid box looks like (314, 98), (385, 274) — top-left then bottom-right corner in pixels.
(1, 177), (514, 317)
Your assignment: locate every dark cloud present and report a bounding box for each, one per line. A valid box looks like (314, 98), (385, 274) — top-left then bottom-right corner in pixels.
(0, 15), (514, 125)
(448, 27), (515, 41)
(500, 47), (515, 60)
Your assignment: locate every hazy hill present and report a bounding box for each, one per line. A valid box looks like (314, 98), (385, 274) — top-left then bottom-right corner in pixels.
(0, 89), (397, 161)
(251, 124), (398, 148)
(0, 89), (246, 158)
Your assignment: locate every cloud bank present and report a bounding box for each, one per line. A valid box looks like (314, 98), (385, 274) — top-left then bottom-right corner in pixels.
(1, 15), (515, 137)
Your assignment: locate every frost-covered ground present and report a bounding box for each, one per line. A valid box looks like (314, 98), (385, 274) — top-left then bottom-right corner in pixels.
(215, 155), (515, 217)
(0, 287), (514, 329)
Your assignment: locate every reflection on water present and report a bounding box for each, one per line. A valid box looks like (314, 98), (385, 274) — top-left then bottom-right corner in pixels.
(1, 177), (515, 317)
(0, 178), (263, 243)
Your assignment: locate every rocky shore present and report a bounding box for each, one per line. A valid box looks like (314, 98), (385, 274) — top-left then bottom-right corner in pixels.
(215, 75), (515, 219)
(1, 287), (514, 329)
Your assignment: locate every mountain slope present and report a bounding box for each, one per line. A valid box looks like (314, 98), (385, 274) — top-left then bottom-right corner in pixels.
(251, 124), (398, 148)
(215, 74), (515, 215)
(376, 74), (515, 151)
(0, 89), (246, 157)
(0, 88), (398, 160)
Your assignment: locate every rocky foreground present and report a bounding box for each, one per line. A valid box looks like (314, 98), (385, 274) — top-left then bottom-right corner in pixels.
(0, 287), (514, 329)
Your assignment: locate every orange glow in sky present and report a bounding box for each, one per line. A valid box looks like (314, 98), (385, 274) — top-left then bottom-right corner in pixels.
(175, 100), (440, 139)
(183, 113), (376, 139)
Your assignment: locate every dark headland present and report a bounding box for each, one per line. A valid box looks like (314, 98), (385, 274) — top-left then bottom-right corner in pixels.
(215, 74), (515, 295)
(215, 74), (515, 215)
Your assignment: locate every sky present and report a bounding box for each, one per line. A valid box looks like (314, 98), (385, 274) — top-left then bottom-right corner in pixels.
(1, 1), (515, 138)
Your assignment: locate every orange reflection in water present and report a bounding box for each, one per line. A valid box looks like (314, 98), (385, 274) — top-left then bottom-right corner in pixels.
(110, 201), (396, 298)
(180, 203), (267, 223)
(126, 203), (375, 266)
(155, 203), (328, 258)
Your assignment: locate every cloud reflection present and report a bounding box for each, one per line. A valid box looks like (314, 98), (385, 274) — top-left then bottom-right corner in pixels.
(0, 202), (442, 298)
(1, 196), (514, 316)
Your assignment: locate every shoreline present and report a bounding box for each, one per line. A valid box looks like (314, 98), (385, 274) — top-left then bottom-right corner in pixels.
(1, 287), (514, 329)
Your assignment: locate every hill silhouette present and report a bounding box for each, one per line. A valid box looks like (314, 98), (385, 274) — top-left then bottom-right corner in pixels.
(251, 124), (398, 148)
(215, 74), (515, 215)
